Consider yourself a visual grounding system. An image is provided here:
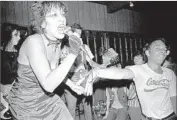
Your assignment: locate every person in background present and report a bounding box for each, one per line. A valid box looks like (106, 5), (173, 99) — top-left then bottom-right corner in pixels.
(1, 24), (29, 95)
(124, 50), (145, 120)
(1, 23), (20, 86)
(87, 38), (177, 120)
(163, 56), (177, 76)
(7, 2), (84, 120)
(1, 23), (21, 120)
(104, 66), (129, 120)
(100, 48), (129, 120)
(15, 26), (29, 51)
(61, 23), (102, 120)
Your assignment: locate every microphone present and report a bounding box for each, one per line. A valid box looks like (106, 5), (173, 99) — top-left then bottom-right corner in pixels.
(64, 26), (83, 45)
(63, 26), (73, 36)
(64, 26), (89, 57)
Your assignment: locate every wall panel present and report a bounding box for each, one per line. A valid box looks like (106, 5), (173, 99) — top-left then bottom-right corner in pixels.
(1, 1), (147, 33)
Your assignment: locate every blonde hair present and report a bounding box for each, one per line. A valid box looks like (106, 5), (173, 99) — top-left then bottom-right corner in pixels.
(30, 1), (68, 33)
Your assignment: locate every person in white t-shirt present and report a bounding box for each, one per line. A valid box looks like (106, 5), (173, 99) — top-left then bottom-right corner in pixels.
(86, 38), (177, 120)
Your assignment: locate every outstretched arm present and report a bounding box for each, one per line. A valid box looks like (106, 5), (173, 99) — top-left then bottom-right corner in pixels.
(88, 67), (135, 83)
(88, 59), (107, 69)
(84, 67), (135, 96)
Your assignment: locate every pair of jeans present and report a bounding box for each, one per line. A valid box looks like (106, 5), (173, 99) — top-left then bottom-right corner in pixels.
(64, 89), (93, 120)
(128, 107), (142, 120)
(106, 108), (129, 120)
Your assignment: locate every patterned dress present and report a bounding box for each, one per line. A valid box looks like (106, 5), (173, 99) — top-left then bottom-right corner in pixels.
(8, 63), (73, 120)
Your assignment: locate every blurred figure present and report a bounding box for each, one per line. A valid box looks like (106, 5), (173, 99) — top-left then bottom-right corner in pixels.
(1, 22), (21, 120)
(1, 23), (21, 85)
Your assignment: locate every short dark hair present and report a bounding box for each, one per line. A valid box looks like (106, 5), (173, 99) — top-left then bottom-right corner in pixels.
(71, 23), (83, 32)
(133, 50), (143, 57)
(30, 1), (68, 33)
(133, 50), (147, 63)
(143, 38), (170, 51)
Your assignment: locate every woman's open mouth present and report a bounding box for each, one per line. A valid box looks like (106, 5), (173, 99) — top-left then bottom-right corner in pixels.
(57, 25), (66, 33)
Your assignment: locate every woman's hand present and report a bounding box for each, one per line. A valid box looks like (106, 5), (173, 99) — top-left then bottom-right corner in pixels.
(66, 80), (84, 95)
(70, 83), (85, 95)
(84, 81), (93, 96)
(68, 35), (82, 56)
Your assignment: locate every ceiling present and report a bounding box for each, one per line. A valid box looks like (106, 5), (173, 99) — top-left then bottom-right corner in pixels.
(91, 1), (177, 13)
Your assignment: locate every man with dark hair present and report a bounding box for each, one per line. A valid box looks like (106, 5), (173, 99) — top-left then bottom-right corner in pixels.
(87, 38), (177, 120)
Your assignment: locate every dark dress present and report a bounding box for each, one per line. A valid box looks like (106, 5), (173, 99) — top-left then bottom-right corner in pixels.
(8, 63), (73, 120)
(1, 50), (18, 85)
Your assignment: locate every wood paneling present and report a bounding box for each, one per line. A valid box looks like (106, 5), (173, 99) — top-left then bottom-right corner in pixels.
(1, 1), (147, 33)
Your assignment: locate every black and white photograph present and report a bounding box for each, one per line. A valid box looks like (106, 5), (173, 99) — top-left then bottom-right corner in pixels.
(1, 1), (177, 120)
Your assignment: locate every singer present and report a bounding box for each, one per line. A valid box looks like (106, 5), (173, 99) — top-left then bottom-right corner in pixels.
(7, 2), (84, 120)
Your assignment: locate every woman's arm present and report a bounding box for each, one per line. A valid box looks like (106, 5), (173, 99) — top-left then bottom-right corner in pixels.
(24, 35), (78, 92)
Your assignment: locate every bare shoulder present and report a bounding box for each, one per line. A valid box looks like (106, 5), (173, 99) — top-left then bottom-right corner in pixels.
(18, 34), (44, 65)
(23, 34), (43, 46)
(22, 34), (46, 53)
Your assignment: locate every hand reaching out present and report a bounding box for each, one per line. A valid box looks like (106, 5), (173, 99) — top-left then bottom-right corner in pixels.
(83, 69), (100, 96)
(84, 81), (93, 96)
(68, 35), (82, 56)
(67, 80), (85, 95)
(71, 84), (85, 95)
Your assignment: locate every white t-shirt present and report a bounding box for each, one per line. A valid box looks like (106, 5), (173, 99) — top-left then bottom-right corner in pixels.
(128, 63), (176, 119)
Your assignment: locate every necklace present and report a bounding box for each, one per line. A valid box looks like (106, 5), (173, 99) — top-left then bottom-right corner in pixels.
(43, 34), (61, 52)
